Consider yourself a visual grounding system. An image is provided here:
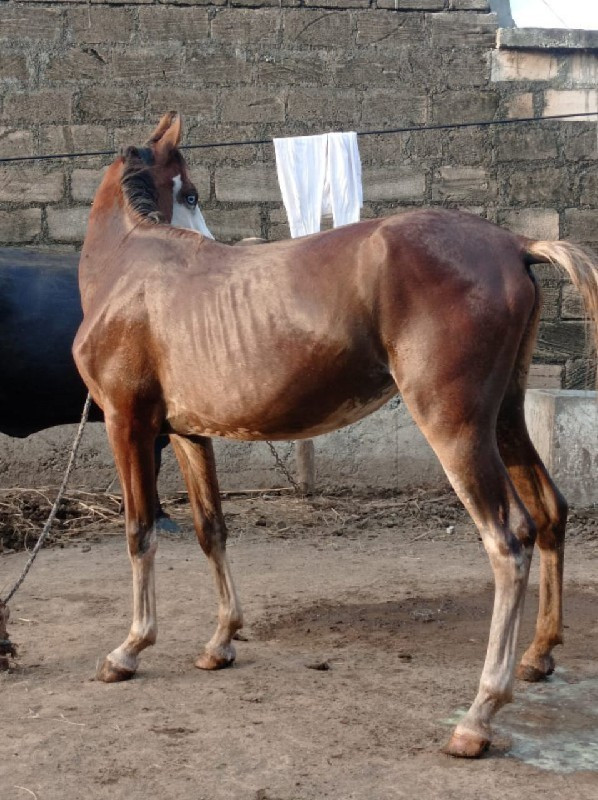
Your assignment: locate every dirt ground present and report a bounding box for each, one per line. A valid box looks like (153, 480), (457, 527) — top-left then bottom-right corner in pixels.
(2, 490), (598, 800)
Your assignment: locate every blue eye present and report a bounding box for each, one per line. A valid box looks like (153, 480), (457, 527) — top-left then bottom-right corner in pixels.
(185, 194), (197, 207)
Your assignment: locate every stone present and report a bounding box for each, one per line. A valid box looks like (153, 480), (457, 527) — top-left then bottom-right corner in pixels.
(498, 27), (598, 52)
(362, 90), (427, 127)
(216, 166), (281, 202)
(287, 88), (358, 124)
(0, 167), (64, 203)
(0, 6), (63, 41)
(2, 91), (73, 125)
(71, 168), (108, 203)
(363, 167), (426, 202)
(47, 206), (90, 243)
(138, 6), (210, 40)
(525, 389), (598, 505)
(490, 50), (558, 82)
(285, 10), (352, 48)
(498, 208), (559, 240)
(432, 166), (493, 203)
(0, 208), (42, 243)
(220, 89), (285, 124)
(213, 9), (281, 45)
(563, 209), (598, 244)
(203, 206), (262, 242)
(67, 7), (135, 44)
(79, 88), (144, 122)
(543, 90), (598, 122)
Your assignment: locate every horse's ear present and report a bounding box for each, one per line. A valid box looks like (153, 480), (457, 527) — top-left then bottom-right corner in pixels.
(146, 111), (179, 145)
(152, 113), (182, 163)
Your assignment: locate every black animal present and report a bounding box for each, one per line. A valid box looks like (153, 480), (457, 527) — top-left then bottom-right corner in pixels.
(0, 247), (171, 523)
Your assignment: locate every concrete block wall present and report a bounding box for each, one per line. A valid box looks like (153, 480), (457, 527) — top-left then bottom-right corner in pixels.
(0, 0), (596, 387)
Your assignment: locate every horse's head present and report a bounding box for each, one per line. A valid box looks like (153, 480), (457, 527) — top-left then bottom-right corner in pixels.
(116, 111), (212, 237)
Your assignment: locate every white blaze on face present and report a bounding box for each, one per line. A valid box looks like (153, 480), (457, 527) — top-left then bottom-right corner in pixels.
(171, 175), (214, 239)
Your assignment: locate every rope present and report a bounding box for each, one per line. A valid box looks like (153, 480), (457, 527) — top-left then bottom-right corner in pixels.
(265, 441), (302, 494)
(0, 112), (596, 165)
(1, 393), (92, 605)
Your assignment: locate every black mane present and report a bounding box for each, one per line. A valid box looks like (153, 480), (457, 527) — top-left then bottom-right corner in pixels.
(121, 146), (162, 223)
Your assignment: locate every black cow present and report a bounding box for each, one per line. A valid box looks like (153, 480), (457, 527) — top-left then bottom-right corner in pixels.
(0, 247), (173, 528)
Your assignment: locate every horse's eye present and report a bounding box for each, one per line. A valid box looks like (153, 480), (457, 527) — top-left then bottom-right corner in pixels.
(185, 194), (197, 207)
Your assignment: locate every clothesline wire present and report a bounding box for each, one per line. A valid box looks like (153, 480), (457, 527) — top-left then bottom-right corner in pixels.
(0, 111), (597, 165)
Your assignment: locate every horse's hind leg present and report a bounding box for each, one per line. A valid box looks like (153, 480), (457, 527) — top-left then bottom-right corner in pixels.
(397, 380), (536, 757)
(497, 387), (568, 683)
(97, 409), (160, 682)
(169, 434), (243, 669)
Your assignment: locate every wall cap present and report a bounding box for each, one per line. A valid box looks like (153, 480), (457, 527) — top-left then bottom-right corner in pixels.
(498, 27), (598, 51)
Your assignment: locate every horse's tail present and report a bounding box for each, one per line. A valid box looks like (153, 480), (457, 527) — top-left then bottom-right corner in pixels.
(524, 240), (598, 379)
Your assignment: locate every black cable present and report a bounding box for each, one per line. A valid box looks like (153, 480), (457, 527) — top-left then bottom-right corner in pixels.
(0, 111), (596, 165)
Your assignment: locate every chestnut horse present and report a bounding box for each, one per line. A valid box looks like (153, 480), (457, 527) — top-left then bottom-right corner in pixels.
(74, 113), (598, 758)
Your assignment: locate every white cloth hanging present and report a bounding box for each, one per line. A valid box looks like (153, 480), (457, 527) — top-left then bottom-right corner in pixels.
(274, 132), (363, 238)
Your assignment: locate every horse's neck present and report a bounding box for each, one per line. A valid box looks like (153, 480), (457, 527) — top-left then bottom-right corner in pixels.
(79, 191), (135, 312)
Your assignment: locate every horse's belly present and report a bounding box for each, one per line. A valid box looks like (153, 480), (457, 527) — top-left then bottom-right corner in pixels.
(164, 380), (397, 441)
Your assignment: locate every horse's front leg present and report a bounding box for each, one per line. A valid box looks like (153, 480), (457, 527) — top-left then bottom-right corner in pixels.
(169, 434), (243, 669)
(97, 411), (159, 682)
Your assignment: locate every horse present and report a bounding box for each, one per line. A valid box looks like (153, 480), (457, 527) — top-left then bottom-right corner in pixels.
(74, 112), (598, 759)
(0, 151), (212, 522)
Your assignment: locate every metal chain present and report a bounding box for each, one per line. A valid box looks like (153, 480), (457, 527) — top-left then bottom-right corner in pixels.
(265, 441), (302, 494)
(2, 393), (92, 605)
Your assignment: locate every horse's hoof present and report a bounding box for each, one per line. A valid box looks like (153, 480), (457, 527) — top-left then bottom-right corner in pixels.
(516, 654), (555, 682)
(195, 650), (235, 671)
(443, 730), (490, 759)
(96, 657), (136, 683)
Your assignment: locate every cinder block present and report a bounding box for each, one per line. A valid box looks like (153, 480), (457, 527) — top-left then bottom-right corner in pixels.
(363, 167), (426, 202)
(68, 7), (135, 44)
(0, 52), (28, 81)
(0, 127), (34, 158)
(563, 209), (598, 244)
(220, 89), (285, 124)
(0, 208), (42, 243)
(431, 89), (499, 124)
(506, 166), (573, 206)
(138, 7), (210, 40)
(45, 48), (108, 82)
(216, 166), (281, 202)
(287, 88), (358, 124)
(491, 50), (557, 82)
(47, 206), (90, 243)
(363, 90), (427, 127)
(498, 208), (559, 240)
(504, 92), (534, 119)
(0, 6), (63, 41)
(528, 364), (563, 389)
(432, 166), (493, 203)
(525, 389), (598, 505)
(561, 284), (584, 320)
(428, 11), (498, 49)
(71, 168), (107, 203)
(0, 167), (63, 203)
(543, 89), (598, 121)
(213, 9), (281, 45)
(203, 206), (262, 242)
(79, 88), (144, 122)
(41, 124), (110, 154)
(2, 91), (73, 124)
(495, 127), (558, 162)
(564, 54), (598, 89)
(111, 48), (183, 82)
(356, 12), (423, 48)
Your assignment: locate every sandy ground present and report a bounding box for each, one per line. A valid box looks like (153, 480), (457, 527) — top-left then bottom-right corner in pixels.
(2, 492), (598, 800)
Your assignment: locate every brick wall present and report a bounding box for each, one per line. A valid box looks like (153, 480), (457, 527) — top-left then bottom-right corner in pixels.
(0, 0), (596, 386)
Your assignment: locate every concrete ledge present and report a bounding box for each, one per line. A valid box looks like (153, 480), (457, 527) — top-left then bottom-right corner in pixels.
(525, 389), (598, 506)
(498, 27), (598, 52)
(0, 399), (447, 495)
